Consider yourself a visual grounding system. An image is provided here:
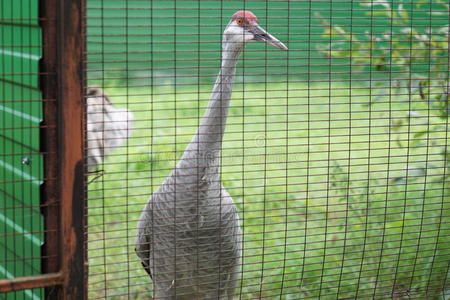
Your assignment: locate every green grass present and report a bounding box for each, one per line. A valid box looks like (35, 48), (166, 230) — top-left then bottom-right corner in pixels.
(87, 81), (449, 299)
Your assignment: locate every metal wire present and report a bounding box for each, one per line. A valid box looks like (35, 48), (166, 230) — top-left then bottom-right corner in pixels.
(0, 0), (47, 298)
(84, 0), (449, 299)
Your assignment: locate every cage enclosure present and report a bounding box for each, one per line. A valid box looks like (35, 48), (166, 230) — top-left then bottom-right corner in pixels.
(0, 0), (449, 299)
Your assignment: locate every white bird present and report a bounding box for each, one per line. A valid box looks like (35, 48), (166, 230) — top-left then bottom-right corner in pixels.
(86, 87), (133, 170)
(136, 11), (287, 299)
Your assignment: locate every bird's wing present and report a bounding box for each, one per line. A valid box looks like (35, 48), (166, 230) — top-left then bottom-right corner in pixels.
(136, 244), (153, 279)
(135, 202), (154, 279)
(135, 233), (153, 278)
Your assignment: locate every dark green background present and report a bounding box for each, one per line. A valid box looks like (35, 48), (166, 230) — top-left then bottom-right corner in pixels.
(0, 0), (43, 299)
(86, 0), (445, 86)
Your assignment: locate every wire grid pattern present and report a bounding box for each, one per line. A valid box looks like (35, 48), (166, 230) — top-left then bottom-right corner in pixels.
(85, 0), (449, 299)
(0, 0), (45, 299)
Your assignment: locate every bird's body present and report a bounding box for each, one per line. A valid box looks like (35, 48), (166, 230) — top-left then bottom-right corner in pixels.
(136, 11), (287, 300)
(86, 87), (133, 170)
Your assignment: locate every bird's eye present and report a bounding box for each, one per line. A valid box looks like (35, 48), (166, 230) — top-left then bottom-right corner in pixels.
(236, 18), (244, 25)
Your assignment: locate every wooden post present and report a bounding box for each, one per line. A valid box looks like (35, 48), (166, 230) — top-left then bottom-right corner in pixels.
(40, 0), (86, 298)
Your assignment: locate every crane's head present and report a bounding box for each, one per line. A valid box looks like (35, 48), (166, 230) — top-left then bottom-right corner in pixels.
(223, 10), (288, 51)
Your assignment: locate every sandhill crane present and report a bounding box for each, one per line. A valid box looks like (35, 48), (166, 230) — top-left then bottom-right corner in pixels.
(136, 11), (288, 299)
(86, 87), (133, 171)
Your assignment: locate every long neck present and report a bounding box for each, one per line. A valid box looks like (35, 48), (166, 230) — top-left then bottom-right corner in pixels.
(185, 43), (243, 154)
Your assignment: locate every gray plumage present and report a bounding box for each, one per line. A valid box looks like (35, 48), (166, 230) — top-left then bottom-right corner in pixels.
(136, 11), (287, 300)
(86, 87), (133, 170)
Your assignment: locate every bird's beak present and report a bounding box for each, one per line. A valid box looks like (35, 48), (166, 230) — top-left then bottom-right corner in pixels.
(250, 24), (288, 50)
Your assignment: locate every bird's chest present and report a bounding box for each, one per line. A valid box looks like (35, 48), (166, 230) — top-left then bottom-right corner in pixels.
(151, 158), (234, 240)
(175, 187), (228, 235)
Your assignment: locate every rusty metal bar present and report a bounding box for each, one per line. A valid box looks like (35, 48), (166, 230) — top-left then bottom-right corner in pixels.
(0, 273), (63, 294)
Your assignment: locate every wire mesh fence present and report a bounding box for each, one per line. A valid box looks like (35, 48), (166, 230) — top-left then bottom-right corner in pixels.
(85, 0), (449, 299)
(1, 0), (447, 298)
(0, 1), (45, 298)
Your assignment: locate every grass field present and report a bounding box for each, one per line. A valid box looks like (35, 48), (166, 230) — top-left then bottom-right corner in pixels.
(87, 81), (449, 299)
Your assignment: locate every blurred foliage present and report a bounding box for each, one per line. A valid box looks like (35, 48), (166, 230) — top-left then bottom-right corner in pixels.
(329, 162), (450, 299)
(87, 82), (450, 299)
(318, 0), (450, 181)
